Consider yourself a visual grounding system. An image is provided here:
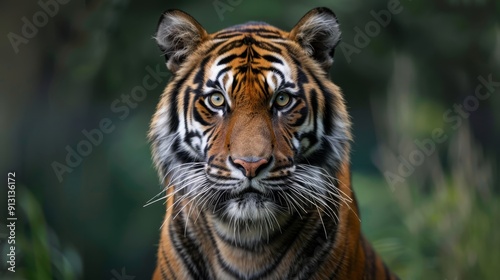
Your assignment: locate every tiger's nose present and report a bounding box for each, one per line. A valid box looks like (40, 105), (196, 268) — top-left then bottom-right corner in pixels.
(230, 157), (270, 179)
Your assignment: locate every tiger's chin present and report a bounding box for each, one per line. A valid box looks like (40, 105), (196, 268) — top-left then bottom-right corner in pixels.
(207, 188), (291, 243)
(224, 193), (280, 220)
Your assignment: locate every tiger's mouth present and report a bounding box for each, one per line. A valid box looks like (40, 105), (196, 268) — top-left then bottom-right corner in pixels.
(222, 183), (271, 204)
(228, 186), (273, 206)
(235, 187), (264, 197)
(213, 192), (284, 224)
(229, 193), (268, 208)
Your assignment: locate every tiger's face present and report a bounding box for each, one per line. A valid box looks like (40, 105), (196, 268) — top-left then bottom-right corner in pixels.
(150, 8), (351, 236)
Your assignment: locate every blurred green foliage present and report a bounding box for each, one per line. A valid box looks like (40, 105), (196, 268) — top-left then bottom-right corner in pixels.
(1, 188), (82, 280)
(359, 55), (499, 279)
(1, 0), (499, 279)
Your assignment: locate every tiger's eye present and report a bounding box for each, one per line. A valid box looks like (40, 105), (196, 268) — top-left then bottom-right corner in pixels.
(275, 92), (291, 107)
(209, 92), (225, 108)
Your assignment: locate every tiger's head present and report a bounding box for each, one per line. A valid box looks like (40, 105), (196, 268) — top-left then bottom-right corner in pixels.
(149, 7), (351, 236)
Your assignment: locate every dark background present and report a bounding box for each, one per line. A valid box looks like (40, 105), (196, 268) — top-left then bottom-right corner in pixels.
(1, 0), (499, 279)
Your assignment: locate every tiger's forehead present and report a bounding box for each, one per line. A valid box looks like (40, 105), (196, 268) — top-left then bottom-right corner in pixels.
(204, 31), (298, 99)
(212, 22), (289, 38)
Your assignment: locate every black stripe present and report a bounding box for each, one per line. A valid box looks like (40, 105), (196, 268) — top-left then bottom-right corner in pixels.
(215, 253), (245, 279)
(216, 66), (232, 82)
(262, 54), (283, 64)
(169, 217), (201, 279)
(193, 102), (211, 126)
(167, 54), (211, 133)
(203, 126), (215, 137)
(205, 182), (238, 189)
(179, 214), (213, 279)
(231, 74), (240, 93)
(259, 66), (285, 81)
(217, 40), (244, 55)
(289, 212), (338, 279)
(219, 218), (306, 280)
(288, 100), (308, 127)
(198, 213), (222, 256)
(261, 175), (290, 182)
(262, 77), (272, 97)
(256, 75), (271, 96)
(283, 81), (296, 89)
(298, 136), (332, 166)
(206, 210), (309, 280)
(193, 57), (211, 85)
(328, 243), (347, 279)
(247, 214), (309, 280)
(182, 87), (192, 148)
(296, 65), (310, 85)
(213, 33), (243, 40)
(215, 28), (282, 37)
(172, 138), (198, 163)
(167, 80), (182, 131)
(217, 54), (239, 65)
(185, 131), (203, 155)
(255, 41), (283, 53)
(204, 40), (228, 55)
(170, 210), (211, 279)
(309, 72), (337, 135)
(310, 88), (318, 132)
(214, 31), (284, 41)
(255, 33), (284, 39)
(160, 240), (177, 280)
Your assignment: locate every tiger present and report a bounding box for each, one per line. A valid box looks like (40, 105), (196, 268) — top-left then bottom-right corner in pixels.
(148, 7), (398, 280)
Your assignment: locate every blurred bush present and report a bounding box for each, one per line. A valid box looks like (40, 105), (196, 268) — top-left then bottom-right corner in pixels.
(1, 188), (82, 280)
(362, 54), (499, 279)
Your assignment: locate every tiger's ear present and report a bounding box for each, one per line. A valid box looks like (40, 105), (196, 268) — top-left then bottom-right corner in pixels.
(289, 7), (341, 71)
(155, 10), (208, 72)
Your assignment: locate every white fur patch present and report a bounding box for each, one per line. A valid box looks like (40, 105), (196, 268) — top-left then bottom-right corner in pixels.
(296, 13), (340, 55)
(155, 12), (204, 71)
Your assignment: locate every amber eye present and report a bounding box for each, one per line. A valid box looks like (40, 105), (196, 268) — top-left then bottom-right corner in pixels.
(275, 92), (291, 108)
(209, 92), (225, 108)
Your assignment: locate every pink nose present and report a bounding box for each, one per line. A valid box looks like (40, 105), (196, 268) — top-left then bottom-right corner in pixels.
(232, 157), (269, 178)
